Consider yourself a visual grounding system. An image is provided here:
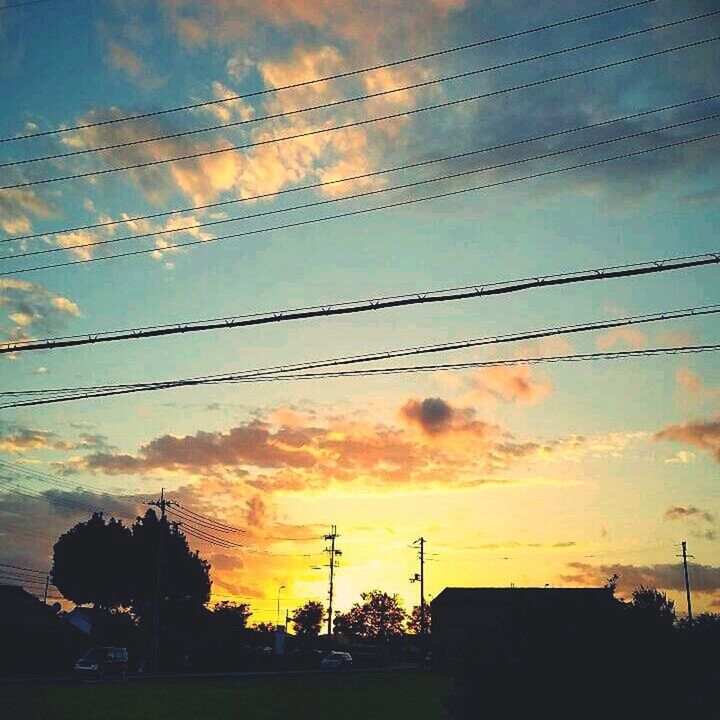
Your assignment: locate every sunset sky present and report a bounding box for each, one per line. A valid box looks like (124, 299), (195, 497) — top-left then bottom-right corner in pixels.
(0, 0), (719, 622)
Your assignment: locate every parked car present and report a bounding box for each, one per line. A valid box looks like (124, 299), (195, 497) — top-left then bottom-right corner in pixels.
(320, 651), (353, 670)
(74, 646), (128, 680)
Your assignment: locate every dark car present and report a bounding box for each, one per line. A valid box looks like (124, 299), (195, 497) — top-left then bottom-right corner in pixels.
(320, 651), (353, 670)
(74, 646), (128, 681)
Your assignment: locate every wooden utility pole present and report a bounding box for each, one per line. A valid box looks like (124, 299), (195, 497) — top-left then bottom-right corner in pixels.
(411, 537), (427, 636)
(679, 540), (694, 623)
(148, 489), (176, 672)
(324, 525), (341, 647)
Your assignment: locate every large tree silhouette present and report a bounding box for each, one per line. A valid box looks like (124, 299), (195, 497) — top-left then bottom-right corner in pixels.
(130, 510), (211, 619)
(51, 512), (133, 608)
(291, 600), (325, 637)
(51, 510), (210, 615)
(213, 601), (252, 630)
(335, 590), (407, 640)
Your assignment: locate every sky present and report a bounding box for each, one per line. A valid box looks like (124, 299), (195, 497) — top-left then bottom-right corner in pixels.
(0, 0), (719, 622)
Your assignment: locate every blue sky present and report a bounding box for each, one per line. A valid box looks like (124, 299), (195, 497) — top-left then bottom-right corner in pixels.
(0, 0), (719, 618)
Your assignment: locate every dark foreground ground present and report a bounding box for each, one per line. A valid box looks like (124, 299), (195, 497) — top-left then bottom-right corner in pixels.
(3, 670), (451, 720)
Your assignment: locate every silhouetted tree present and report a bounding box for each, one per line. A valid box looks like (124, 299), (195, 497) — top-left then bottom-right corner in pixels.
(213, 601), (252, 630)
(130, 510), (211, 620)
(407, 604), (432, 634)
(51, 512), (133, 608)
(603, 573), (620, 595)
(291, 600), (324, 637)
(333, 607), (366, 641)
(629, 585), (676, 629)
(336, 590), (407, 640)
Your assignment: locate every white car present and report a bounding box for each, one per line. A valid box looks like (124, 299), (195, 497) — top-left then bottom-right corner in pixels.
(321, 651), (353, 670)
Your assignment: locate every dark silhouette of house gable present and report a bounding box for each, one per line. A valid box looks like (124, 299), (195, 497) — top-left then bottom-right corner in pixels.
(431, 586), (618, 667)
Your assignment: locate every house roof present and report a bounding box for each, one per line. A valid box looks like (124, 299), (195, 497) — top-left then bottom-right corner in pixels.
(0, 585), (57, 625)
(432, 586), (611, 606)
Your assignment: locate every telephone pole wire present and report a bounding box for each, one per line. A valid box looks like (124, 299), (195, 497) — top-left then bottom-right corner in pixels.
(147, 488), (177, 672)
(324, 525), (341, 648)
(678, 540), (694, 624)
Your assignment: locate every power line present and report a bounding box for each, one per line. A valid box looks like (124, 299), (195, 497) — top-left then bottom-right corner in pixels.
(172, 503), (246, 534)
(4, 10), (710, 171)
(6, 94), (717, 247)
(0, 457), (126, 498)
(0, 0), (70, 10)
(10, 303), (717, 395)
(0, 560), (47, 575)
(7, 108), (719, 262)
(169, 509), (247, 545)
(0, 476), (99, 512)
(237, 344), (720, 383)
(2, 249), (718, 355)
(2, 306), (716, 408)
(4, 128), (719, 277)
(0, 459), (139, 522)
(4, 31), (718, 192)
(2, 305), (712, 399)
(0, 0), (659, 144)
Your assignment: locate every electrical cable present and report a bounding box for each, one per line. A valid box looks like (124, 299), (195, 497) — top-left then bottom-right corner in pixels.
(1, 304), (717, 408)
(0, 0), (660, 144)
(4, 30), (718, 192)
(4, 9), (713, 170)
(2, 249), (719, 354)
(6, 108), (718, 262)
(4, 127), (719, 276)
(5, 93), (717, 246)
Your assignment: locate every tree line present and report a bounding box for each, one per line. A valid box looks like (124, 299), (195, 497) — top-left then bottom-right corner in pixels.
(50, 512), (428, 640)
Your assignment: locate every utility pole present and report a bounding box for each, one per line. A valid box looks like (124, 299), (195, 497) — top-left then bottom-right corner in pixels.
(147, 488), (176, 673)
(324, 525), (341, 648)
(678, 540), (694, 624)
(43, 573), (50, 604)
(411, 537), (427, 637)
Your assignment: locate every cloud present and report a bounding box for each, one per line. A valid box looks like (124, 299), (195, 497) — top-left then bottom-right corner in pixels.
(80, 398), (563, 492)
(677, 368), (703, 392)
(0, 279), (81, 346)
(470, 540), (576, 550)
(559, 561), (720, 595)
(245, 495), (267, 527)
(655, 417), (720, 462)
(0, 187), (55, 235)
(676, 368), (720, 402)
(665, 505), (714, 524)
(664, 505), (717, 542)
(664, 450), (696, 465)
(161, 0), (466, 51)
(85, 421), (319, 474)
(471, 365), (552, 405)
(541, 431), (648, 461)
(0, 424), (115, 454)
(596, 327), (647, 351)
(399, 397), (488, 436)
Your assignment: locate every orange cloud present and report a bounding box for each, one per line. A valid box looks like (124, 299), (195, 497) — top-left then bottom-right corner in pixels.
(655, 417), (720, 462)
(596, 326), (647, 350)
(161, 0), (467, 52)
(471, 365), (552, 405)
(82, 398), (556, 492)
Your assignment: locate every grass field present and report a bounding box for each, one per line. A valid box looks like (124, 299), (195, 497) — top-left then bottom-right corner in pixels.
(3, 671), (451, 720)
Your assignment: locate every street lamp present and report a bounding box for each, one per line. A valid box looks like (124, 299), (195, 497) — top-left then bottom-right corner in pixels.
(276, 584), (286, 628)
